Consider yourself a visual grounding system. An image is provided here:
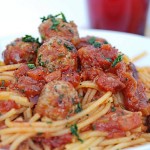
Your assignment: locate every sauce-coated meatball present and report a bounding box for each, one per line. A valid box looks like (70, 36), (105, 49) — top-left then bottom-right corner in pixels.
(36, 37), (78, 72)
(3, 37), (40, 64)
(76, 36), (108, 49)
(35, 80), (80, 120)
(39, 14), (79, 45)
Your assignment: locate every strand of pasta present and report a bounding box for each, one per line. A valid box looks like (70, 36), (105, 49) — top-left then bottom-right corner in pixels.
(0, 91), (30, 106)
(5, 118), (51, 128)
(77, 105), (105, 124)
(9, 107), (27, 121)
(0, 109), (17, 122)
(0, 125), (66, 135)
(82, 88), (92, 105)
(29, 113), (40, 122)
(28, 139), (42, 150)
(79, 131), (107, 139)
(10, 133), (35, 150)
(78, 88), (83, 97)
(78, 101), (111, 129)
(87, 89), (97, 103)
(0, 70), (14, 76)
(103, 145), (114, 150)
(0, 75), (16, 83)
(109, 138), (146, 150)
(71, 137), (97, 150)
(0, 133), (20, 146)
(76, 81), (99, 90)
(66, 132), (106, 149)
(42, 143), (51, 150)
(0, 64), (21, 72)
(23, 107), (32, 121)
(88, 137), (105, 149)
(100, 135), (136, 146)
(131, 51), (147, 62)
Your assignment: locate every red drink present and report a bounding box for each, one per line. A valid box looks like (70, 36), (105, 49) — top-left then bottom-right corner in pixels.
(88, 0), (150, 35)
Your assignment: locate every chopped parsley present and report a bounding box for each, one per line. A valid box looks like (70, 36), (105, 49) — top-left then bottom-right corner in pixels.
(27, 64), (36, 69)
(0, 80), (5, 89)
(60, 12), (67, 22)
(40, 13), (67, 30)
(111, 106), (116, 112)
(105, 58), (112, 62)
(104, 41), (108, 44)
(88, 37), (96, 45)
(88, 37), (101, 48)
(70, 124), (83, 143)
(38, 54), (45, 67)
(22, 35), (40, 44)
(93, 42), (101, 48)
(112, 54), (123, 67)
(50, 17), (60, 30)
(64, 43), (74, 51)
(75, 103), (82, 113)
(46, 121), (52, 124)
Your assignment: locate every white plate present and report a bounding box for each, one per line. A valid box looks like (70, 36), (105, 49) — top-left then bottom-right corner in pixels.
(0, 29), (150, 150)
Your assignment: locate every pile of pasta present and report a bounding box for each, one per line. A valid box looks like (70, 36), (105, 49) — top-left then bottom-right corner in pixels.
(0, 13), (150, 150)
(0, 62), (149, 150)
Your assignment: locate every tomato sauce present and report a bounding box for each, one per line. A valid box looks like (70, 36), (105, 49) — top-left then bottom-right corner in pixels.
(0, 100), (20, 113)
(34, 134), (72, 148)
(92, 108), (142, 138)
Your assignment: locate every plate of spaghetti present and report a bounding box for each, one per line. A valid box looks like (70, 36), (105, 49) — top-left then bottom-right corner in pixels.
(0, 13), (150, 150)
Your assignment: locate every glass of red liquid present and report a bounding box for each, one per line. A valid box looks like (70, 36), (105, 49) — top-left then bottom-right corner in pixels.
(87, 0), (150, 35)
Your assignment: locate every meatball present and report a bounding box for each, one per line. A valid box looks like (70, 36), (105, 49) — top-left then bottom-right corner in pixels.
(36, 37), (78, 72)
(39, 14), (79, 45)
(76, 36), (108, 49)
(3, 36), (40, 64)
(78, 44), (118, 70)
(35, 80), (80, 120)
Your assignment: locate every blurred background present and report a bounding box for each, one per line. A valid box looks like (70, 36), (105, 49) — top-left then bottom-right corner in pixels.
(0, 0), (150, 37)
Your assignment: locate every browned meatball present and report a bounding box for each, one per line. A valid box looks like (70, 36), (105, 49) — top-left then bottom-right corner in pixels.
(39, 14), (79, 45)
(35, 80), (80, 120)
(76, 36), (108, 49)
(36, 37), (78, 72)
(3, 35), (40, 64)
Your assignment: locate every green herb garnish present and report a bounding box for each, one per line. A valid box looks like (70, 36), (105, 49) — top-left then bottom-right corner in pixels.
(112, 54), (123, 67)
(111, 106), (116, 112)
(47, 121), (52, 124)
(104, 41), (108, 44)
(93, 42), (101, 48)
(88, 37), (96, 44)
(22, 35), (40, 44)
(50, 17), (60, 30)
(105, 58), (112, 62)
(88, 37), (101, 48)
(38, 54), (45, 67)
(60, 12), (67, 22)
(70, 124), (83, 143)
(0, 80), (5, 89)
(64, 43), (74, 51)
(41, 13), (67, 30)
(75, 103), (82, 113)
(41, 13), (67, 22)
(27, 64), (36, 69)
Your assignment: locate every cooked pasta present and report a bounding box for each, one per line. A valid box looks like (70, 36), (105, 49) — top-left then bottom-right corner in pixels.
(0, 13), (150, 150)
